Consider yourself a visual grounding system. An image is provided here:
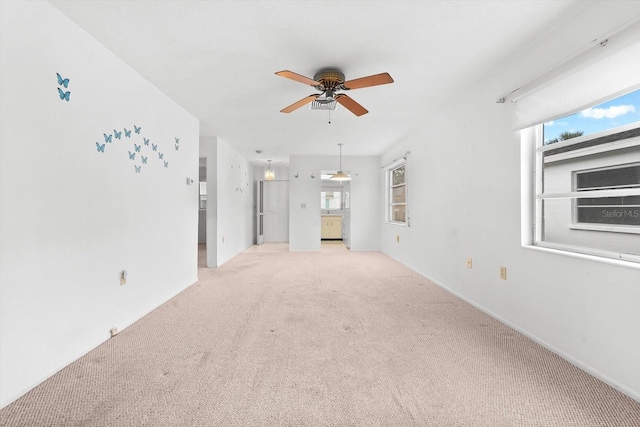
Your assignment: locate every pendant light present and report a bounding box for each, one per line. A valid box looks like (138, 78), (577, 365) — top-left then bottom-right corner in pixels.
(330, 143), (351, 181)
(264, 160), (275, 181)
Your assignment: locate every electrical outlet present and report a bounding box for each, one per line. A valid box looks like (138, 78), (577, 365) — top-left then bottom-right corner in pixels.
(466, 257), (473, 269)
(396, 235), (400, 243)
(120, 270), (127, 286)
(222, 236), (225, 243)
(500, 266), (507, 280)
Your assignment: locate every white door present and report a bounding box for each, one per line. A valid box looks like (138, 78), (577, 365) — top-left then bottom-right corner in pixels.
(256, 180), (264, 245)
(264, 180), (289, 242)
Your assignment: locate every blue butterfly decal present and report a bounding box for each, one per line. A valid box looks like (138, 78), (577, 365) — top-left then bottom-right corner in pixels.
(134, 125), (141, 134)
(143, 137), (150, 146)
(152, 143), (157, 151)
(124, 128), (131, 138)
(114, 129), (122, 139)
(128, 151), (136, 160)
(175, 144), (179, 151)
(134, 144), (141, 152)
(96, 142), (105, 153)
(56, 73), (69, 88)
(135, 165), (141, 173)
(141, 156), (148, 164)
(175, 137), (179, 144)
(57, 87), (70, 101)
(164, 161), (169, 168)
(158, 152), (164, 160)
(103, 133), (112, 143)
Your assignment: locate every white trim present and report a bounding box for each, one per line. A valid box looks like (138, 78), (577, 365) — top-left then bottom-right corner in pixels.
(539, 188), (640, 199)
(569, 223), (640, 234)
(532, 240), (640, 264)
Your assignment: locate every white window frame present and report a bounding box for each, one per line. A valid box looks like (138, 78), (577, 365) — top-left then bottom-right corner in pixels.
(525, 122), (640, 265)
(571, 163), (640, 233)
(386, 161), (407, 226)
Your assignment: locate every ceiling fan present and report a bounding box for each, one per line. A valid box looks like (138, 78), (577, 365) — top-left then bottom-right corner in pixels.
(275, 68), (394, 116)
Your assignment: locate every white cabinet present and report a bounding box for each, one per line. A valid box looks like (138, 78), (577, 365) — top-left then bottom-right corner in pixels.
(321, 216), (342, 239)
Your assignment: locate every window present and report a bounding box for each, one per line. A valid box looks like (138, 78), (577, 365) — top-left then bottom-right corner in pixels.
(320, 191), (342, 210)
(575, 164), (640, 226)
(527, 90), (640, 263)
(388, 163), (407, 224)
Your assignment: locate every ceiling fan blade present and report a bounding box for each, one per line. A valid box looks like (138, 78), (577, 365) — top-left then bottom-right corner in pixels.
(342, 72), (394, 90)
(280, 94), (319, 113)
(335, 94), (368, 116)
(275, 70), (321, 86)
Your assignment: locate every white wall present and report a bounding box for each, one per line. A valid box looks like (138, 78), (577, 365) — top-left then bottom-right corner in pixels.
(0, 1), (199, 408)
(289, 155), (379, 251)
(199, 137), (255, 266)
(215, 139), (255, 266)
(379, 81), (640, 400)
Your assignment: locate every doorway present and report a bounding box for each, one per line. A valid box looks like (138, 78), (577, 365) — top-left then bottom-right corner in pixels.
(320, 171), (350, 249)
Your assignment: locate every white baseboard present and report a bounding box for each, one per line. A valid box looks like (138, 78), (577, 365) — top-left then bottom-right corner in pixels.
(382, 252), (640, 403)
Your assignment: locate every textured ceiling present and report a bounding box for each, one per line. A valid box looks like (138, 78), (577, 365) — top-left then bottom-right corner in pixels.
(50, 0), (581, 165)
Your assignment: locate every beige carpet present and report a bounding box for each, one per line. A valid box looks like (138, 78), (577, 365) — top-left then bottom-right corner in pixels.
(1, 247), (639, 426)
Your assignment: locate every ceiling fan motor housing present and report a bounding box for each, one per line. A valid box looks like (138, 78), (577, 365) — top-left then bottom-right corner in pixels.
(313, 69), (346, 93)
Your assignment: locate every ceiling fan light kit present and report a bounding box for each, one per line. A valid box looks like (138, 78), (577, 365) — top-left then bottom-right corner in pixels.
(276, 68), (393, 117)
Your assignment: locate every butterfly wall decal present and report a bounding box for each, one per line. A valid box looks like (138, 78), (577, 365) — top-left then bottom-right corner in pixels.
(158, 152), (164, 160)
(128, 151), (136, 160)
(103, 133), (112, 143)
(134, 125), (141, 134)
(143, 138), (149, 146)
(96, 142), (105, 153)
(57, 88), (70, 101)
(56, 73), (69, 88)
(175, 137), (179, 144)
(175, 143), (179, 151)
(114, 129), (122, 139)
(152, 144), (157, 151)
(141, 156), (148, 164)
(135, 165), (141, 173)
(164, 161), (168, 168)
(134, 144), (141, 152)
(124, 128), (131, 138)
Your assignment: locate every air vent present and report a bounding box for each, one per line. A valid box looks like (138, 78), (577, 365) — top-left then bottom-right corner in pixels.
(311, 98), (337, 110)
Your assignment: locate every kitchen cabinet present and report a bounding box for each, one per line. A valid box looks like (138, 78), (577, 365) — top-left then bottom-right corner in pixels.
(321, 216), (342, 239)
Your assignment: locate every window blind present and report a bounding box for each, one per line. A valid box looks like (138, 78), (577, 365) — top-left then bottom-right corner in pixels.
(512, 20), (640, 131)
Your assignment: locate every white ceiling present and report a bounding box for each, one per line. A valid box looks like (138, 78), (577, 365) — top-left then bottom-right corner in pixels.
(50, 0), (581, 165)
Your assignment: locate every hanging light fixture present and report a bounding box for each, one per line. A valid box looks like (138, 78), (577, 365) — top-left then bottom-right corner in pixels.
(264, 160), (275, 181)
(330, 143), (351, 181)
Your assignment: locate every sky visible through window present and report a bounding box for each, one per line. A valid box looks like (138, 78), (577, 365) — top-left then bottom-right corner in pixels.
(543, 89), (640, 144)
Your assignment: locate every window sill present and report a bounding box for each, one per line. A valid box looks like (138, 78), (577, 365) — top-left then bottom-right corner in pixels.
(386, 221), (407, 227)
(569, 223), (640, 234)
(523, 243), (640, 270)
